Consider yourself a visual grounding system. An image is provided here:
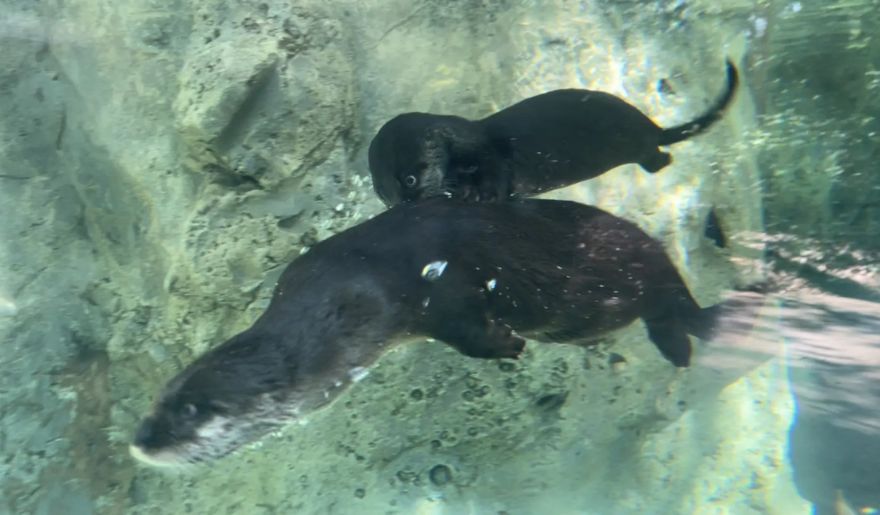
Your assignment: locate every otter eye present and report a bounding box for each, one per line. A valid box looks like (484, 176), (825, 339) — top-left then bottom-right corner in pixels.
(403, 175), (418, 188)
(181, 403), (198, 418)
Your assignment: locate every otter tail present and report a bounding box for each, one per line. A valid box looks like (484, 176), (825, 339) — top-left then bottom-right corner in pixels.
(645, 289), (765, 368)
(657, 60), (739, 146)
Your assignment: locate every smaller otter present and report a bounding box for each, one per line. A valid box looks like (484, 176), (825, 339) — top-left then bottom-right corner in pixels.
(369, 60), (738, 206)
(131, 198), (720, 466)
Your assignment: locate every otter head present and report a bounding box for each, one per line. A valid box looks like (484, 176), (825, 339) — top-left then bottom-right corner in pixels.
(130, 330), (301, 467)
(368, 113), (482, 207)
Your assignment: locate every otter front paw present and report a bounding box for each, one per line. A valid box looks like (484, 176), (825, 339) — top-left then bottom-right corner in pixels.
(431, 317), (526, 360)
(485, 320), (526, 358)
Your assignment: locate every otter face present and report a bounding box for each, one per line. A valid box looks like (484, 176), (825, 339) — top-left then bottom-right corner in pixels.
(130, 392), (296, 467)
(368, 113), (456, 207)
(130, 333), (301, 467)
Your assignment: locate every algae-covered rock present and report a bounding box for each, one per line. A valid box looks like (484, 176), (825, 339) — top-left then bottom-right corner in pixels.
(5, 0), (875, 514)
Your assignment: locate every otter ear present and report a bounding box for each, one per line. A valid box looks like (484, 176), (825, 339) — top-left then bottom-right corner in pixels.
(439, 122), (491, 172)
(438, 124), (485, 156)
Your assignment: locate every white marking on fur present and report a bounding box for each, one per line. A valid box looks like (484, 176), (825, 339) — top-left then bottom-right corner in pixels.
(195, 415), (232, 440)
(129, 444), (187, 468)
(348, 366), (369, 382)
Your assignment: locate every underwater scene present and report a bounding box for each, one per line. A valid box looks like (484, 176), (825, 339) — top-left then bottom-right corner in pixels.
(1, 0), (878, 514)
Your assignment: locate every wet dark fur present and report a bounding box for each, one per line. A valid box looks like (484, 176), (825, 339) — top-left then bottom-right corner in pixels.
(369, 61), (738, 205)
(132, 198), (718, 463)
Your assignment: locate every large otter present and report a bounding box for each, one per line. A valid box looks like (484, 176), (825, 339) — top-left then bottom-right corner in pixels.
(369, 61), (738, 206)
(131, 198), (719, 466)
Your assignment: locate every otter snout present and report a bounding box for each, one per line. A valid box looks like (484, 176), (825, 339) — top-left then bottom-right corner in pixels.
(129, 415), (183, 467)
(132, 416), (170, 454)
(133, 418), (153, 449)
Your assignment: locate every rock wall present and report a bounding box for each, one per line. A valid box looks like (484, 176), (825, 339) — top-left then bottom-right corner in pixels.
(6, 0), (869, 513)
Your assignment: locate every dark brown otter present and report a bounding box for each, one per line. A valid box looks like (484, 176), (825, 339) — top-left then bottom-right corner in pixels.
(131, 198), (719, 466)
(369, 61), (738, 205)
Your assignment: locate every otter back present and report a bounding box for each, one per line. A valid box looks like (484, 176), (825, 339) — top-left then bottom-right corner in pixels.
(131, 198), (717, 466)
(368, 61), (738, 205)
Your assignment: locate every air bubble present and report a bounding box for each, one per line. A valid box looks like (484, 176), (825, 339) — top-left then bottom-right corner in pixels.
(421, 260), (448, 281)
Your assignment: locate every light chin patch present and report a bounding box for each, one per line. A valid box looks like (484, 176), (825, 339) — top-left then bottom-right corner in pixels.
(129, 444), (188, 468)
(195, 415), (232, 440)
(348, 366), (370, 383)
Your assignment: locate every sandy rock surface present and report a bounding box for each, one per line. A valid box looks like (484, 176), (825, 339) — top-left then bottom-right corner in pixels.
(5, 0), (876, 513)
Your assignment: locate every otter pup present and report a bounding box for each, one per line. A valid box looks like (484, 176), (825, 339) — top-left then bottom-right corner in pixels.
(368, 61), (738, 206)
(131, 198), (719, 466)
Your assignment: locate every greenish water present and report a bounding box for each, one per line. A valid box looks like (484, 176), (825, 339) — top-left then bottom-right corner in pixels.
(0, 1), (877, 514)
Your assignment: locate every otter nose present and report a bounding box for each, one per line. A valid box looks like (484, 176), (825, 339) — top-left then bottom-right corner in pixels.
(133, 419), (154, 448)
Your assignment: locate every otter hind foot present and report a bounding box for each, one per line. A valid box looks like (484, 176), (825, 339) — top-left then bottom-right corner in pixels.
(639, 150), (672, 173)
(643, 318), (691, 367)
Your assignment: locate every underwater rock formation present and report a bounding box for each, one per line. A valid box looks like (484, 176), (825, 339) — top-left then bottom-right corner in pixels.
(4, 0), (876, 513)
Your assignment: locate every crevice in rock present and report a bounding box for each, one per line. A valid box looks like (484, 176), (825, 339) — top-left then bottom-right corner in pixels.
(213, 59), (279, 155)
